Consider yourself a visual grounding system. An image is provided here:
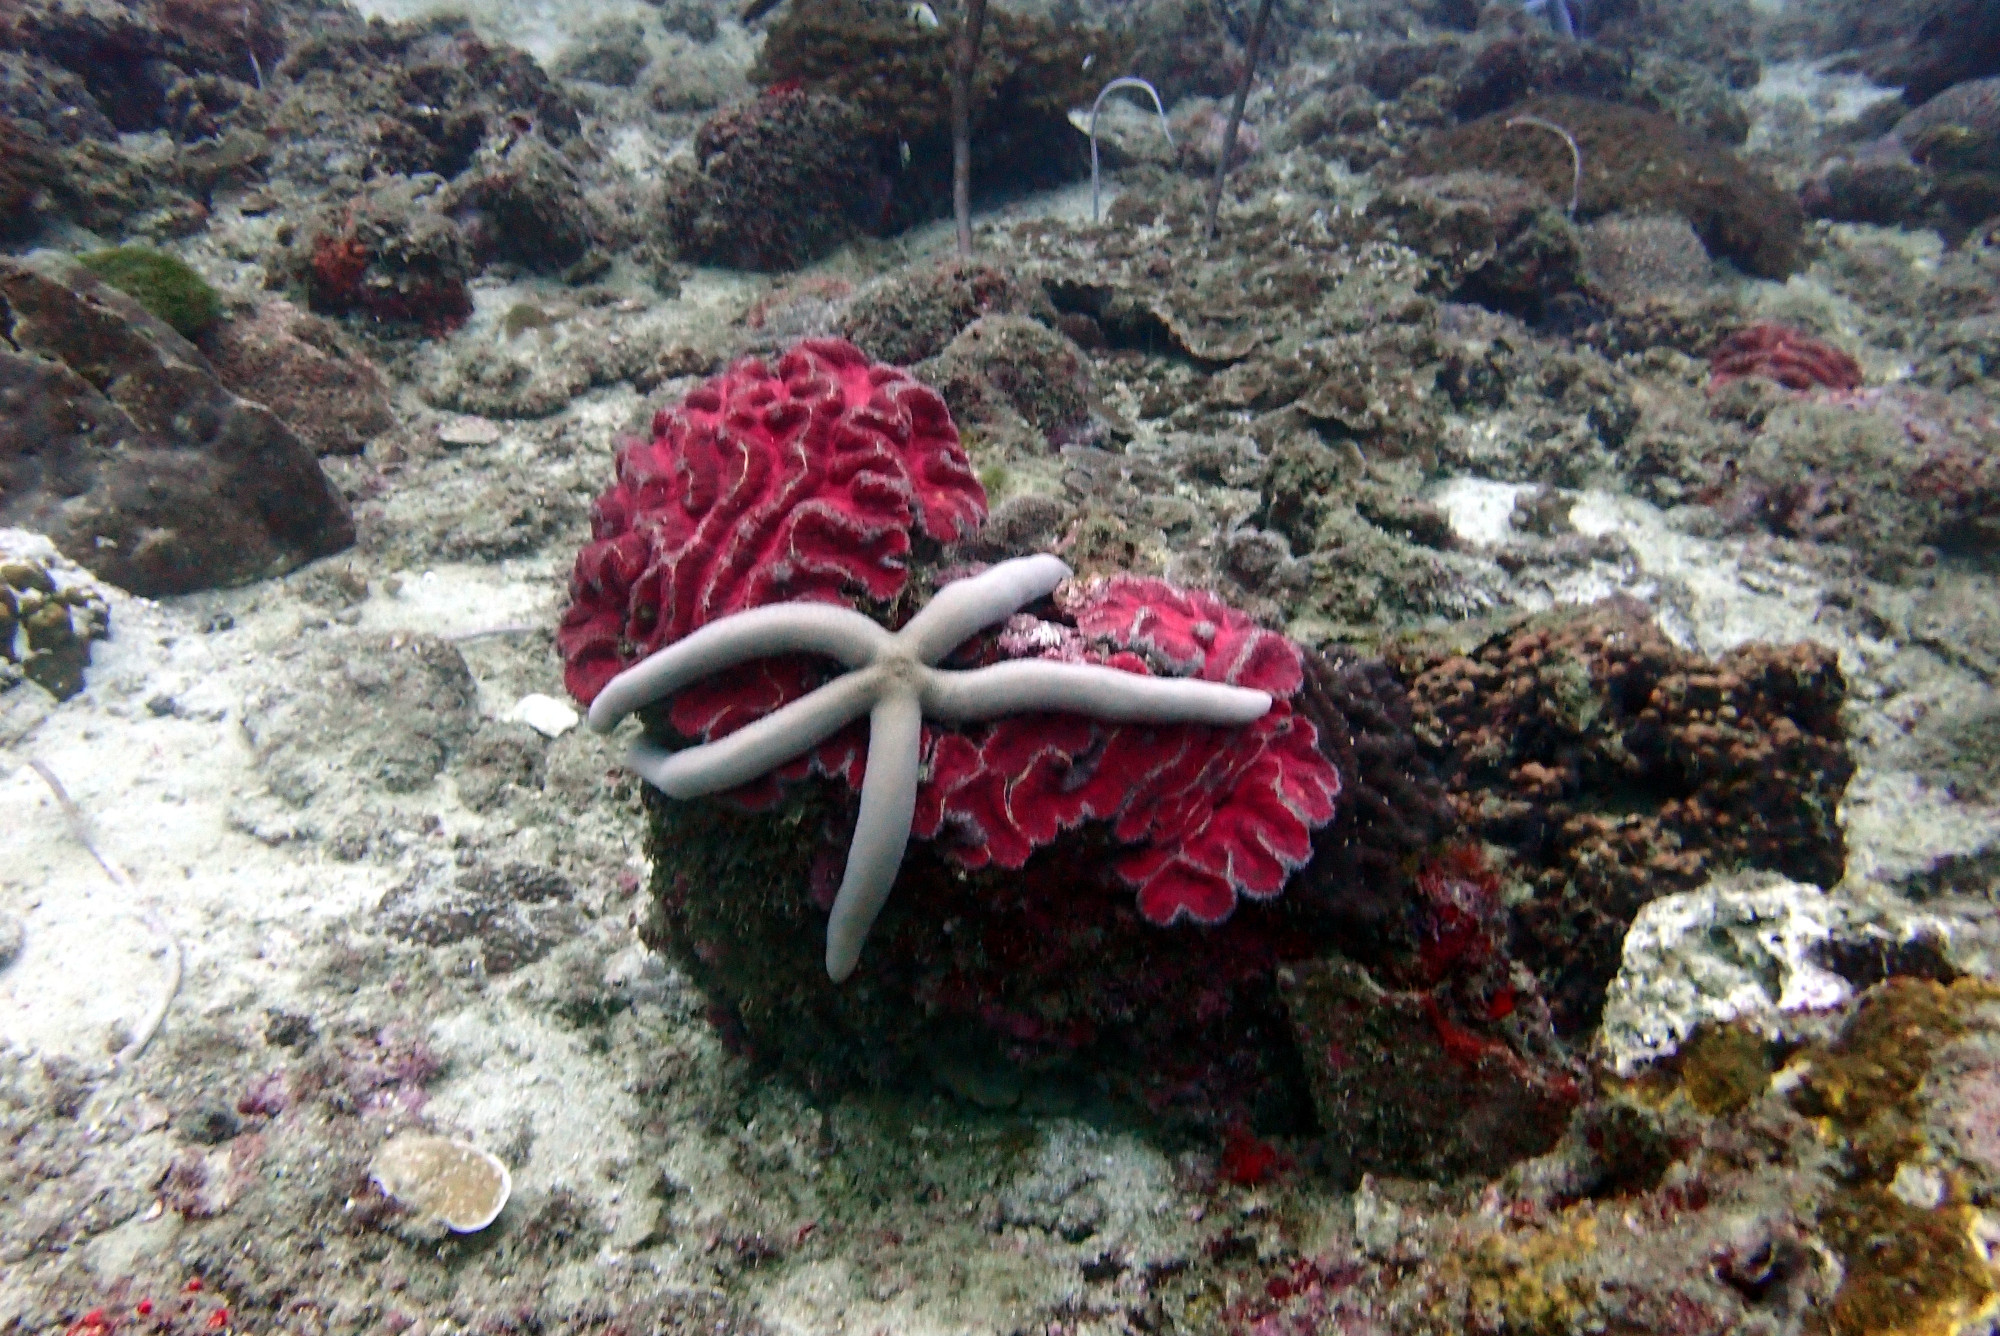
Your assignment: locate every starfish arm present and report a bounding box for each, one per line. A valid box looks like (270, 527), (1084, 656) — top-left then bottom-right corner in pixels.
(922, 660), (1273, 725)
(825, 688), (924, 982)
(624, 666), (887, 797)
(587, 603), (894, 733)
(898, 554), (1073, 665)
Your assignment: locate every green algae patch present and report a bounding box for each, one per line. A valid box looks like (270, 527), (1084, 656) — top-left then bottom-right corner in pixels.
(1816, 1187), (1997, 1336)
(78, 246), (223, 339)
(1677, 1021), (1774, 1116)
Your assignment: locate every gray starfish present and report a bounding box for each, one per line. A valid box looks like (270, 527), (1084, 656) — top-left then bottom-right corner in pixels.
(588, 554), (1273, 982)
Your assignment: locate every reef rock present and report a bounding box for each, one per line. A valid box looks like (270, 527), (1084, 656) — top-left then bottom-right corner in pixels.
(199, 298), (395, 455)
(0, 252), (354, 596)
(1281, 954), (1583, 1180)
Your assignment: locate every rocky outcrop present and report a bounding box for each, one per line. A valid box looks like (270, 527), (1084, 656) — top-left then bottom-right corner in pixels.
(0, 251), (354, 596)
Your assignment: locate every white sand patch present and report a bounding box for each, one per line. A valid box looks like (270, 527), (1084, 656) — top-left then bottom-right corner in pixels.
(1568, 489), (1874, 661)
(360, 562), (560, 640)
(1745, 58), (1905, 155)
(0, 572), (393, 1064)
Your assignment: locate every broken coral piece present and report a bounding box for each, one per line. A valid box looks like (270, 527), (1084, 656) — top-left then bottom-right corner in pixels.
(369, 1132), (512, 1233)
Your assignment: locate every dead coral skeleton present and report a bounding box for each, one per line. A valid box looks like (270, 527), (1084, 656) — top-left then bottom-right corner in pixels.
(587, 554), (1273, 982)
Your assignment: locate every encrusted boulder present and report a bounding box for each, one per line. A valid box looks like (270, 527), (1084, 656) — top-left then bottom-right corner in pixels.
(1404, 94), (1806, 278)
(660, 88), (877, 273)
(918, 314), (1094, 449)
(1369, 170), (1586, 317)
(0, 115), (71, 241)
(442, 132), (598, 275)
(0, 252), (355, 596)
(197, 298), (395, 456)
(1703, 384), (2000, 578)
(2, 0), (279, 136)
(840, 260), (1056, 366)
(748, 0), (1117, 230)
(562, 339), (1360, 1127)
(264, 13), (580, 188)
(1389, 599), (1854, 1034)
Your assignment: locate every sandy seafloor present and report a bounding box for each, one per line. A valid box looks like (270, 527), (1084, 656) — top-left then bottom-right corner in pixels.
(5, 0), (2000, 1331)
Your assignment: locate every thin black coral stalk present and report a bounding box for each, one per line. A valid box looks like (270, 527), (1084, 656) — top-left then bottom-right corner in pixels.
(1203, 0), (1275, 240)
(951, 0), (990, 256)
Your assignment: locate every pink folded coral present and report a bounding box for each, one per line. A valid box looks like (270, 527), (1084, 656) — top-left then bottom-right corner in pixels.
(1708, 322), (1863, 393)
(557, 336), (985, 729)
(918, 575), (1337, 925)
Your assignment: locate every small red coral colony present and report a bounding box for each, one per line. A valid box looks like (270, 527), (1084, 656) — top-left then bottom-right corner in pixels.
(1708, 322), (1864, 393)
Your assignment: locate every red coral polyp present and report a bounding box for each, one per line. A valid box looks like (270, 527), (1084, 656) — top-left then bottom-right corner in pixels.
(557, 338), (985, 704)
(1708, 322), (1863, 393)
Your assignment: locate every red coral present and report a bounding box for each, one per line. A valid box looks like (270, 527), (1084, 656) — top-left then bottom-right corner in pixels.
(913, 576), (1339, 926)
(306, 221), (471, 334)
(1414, 842), (1503, 982)
(1708, 322), (1863, 393)
(557, 338), (986, 707)
(308, 229), (369, 310)
(1220, 1124), (1291, 1185)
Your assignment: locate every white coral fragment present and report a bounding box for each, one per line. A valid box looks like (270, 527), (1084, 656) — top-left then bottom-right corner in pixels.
(1595, 871), (1855, 1077)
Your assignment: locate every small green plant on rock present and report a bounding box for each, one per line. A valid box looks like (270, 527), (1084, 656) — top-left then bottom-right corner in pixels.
(77, 246), (223, 339)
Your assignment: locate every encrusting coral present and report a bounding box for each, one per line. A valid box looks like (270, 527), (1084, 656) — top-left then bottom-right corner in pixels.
(1389, 598), (1853, 1034)
(1, 553), (110, 701)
